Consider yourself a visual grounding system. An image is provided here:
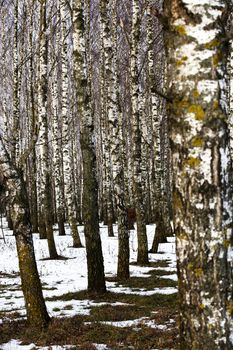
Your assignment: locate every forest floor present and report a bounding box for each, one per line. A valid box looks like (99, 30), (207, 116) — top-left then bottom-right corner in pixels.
(0, 219), (179, 350)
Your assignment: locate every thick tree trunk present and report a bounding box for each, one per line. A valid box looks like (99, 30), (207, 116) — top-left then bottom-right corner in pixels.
(164, 1), (233, 348)
(100, 0), (130, 279)
(15, 222), (50, 328)
(5, 174), (49, 328)
(1, 135), (49, 328)
(73, 0), (106, 293)
(81, 139), (106, 292)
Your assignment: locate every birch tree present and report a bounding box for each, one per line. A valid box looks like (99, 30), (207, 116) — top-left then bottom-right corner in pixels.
(131, 0), (148, 265)
(60, 0), (82, 247)
(0, 2), (50, 327)
(37, 0), (59, 258)
(51, 53), (66, 236)
(28, 0), (39, 234)
(164, 0), (233, 348)
(73, 0), (106, 292)
(1, 163), (50, 328)
(147, 1), (166, 253)
(50, 0), (66, 237)
(12, 0), (20, 165)
(1, 14), (50, 318)
(100, 0), (130, 279)
(0, 157), (50, 328)
(100, 0), (115, 237)
(229, 4), (233, 165)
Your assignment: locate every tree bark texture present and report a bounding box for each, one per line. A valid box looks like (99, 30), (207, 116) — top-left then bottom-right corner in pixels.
(131, 0), (149, 265)
(38, 0), (59, 258)
(0, 156), (49, 329)
(73, 0), (106, 293)
(164, 0), (233, 348)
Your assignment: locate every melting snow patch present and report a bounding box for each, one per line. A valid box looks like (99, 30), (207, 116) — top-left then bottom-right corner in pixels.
(107, 285), (178, 296)
(97, 317), (175, 331)
(160, 274), (178, 282)
(0, 340), (35, 350)
(0, 341), (77, 350)
(93, 344), (108, 350)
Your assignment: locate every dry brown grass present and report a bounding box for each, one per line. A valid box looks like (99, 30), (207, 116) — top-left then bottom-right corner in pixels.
(0, 262), (179, 349)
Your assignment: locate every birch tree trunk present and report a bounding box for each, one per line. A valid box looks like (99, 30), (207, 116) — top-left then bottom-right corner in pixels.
(61, 0), (82, 247)
(229, 8), (233, 165)
(12, 0), (20, 165)
(52, 70), (66, 236)
(1, 125), (49, 329)
(100, 0), (115, 237)
(164, 0), (233, 348)
(73, 0), (106, 292)
(101, 0), (130, 279)
(147, 3), (166, 253)
(29, 0), (39, 233)
(0, 165), (50, 328)
(131, 0), (148, 265)
(51, 1), (66, 237)
(38, 0), (58, 258)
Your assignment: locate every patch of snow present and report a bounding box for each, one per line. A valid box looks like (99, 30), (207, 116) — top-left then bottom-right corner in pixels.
(0, 340), (35, 350)
(160, 274), (178, 282)
(158, 243), (176, 254)
(97, 317), (175, 331)
(107, 284), (178, 296)
(0, 340), (77, 350)
(94, 344), (109, 350)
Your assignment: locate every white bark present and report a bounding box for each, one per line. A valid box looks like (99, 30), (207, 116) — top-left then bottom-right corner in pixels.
(37, 0), (58, 257)
(165, 0), (233, 347)
(130, 0), (148, 264)
(13, 0), (20, 165)
(73, 0), (106, 292)
(60, 0), (82, 246)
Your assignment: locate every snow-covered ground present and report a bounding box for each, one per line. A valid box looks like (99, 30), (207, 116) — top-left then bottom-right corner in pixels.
(0, 218), (177, 349)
